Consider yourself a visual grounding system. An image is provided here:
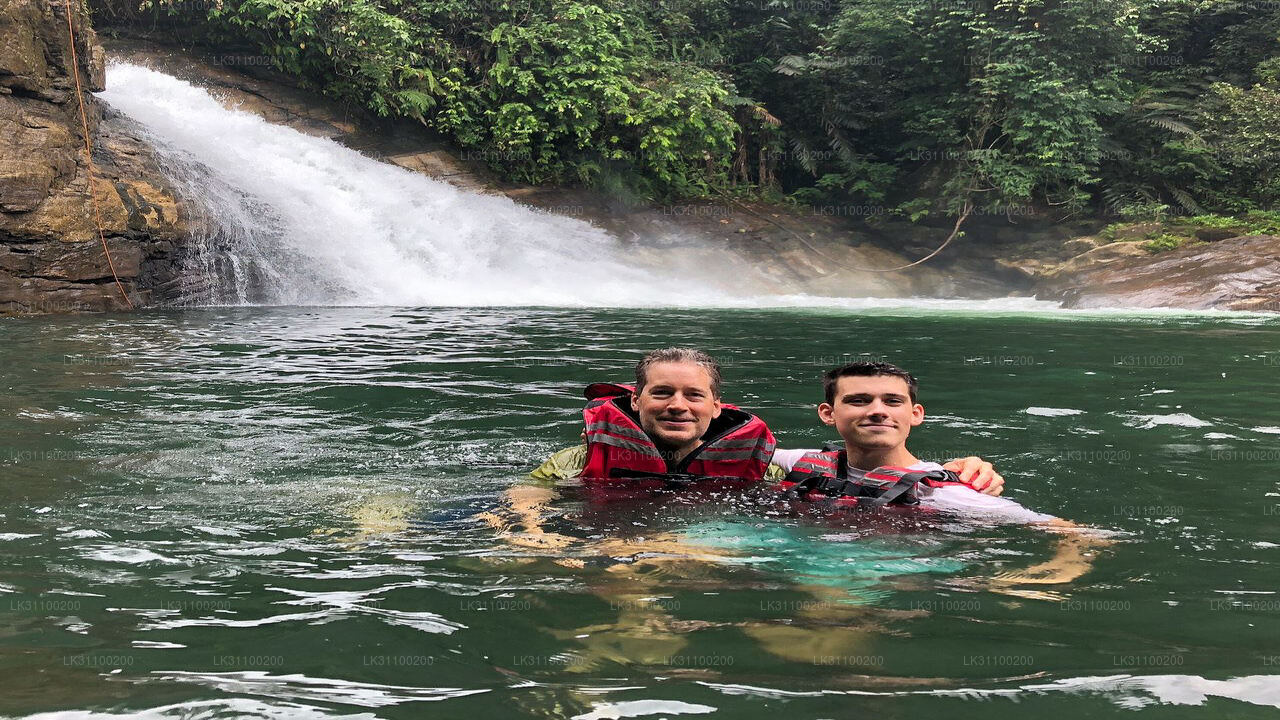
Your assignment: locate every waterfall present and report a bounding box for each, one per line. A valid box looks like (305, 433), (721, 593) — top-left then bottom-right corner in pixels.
(97, 63), (1058, 311)
(95, 64), (769, 306)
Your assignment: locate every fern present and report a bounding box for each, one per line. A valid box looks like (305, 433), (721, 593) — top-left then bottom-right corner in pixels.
(1168, 186), (1203, 215)
(393, 89), (437, 118)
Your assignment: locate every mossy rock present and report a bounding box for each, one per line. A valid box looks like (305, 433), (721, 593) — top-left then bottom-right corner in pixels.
(1110, 221), (1163, 240)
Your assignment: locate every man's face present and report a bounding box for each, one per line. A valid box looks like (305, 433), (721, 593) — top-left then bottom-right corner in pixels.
(818, 375), (923, 451)
(631, 361), (722, 455)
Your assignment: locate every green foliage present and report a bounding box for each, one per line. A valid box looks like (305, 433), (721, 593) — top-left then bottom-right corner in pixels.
(89, 0), (1280, 212)
(102, 0), (738, 199)
(1118, 201), (1172, 222)
(1188, 211), (1280, 235)
(1185, 213), (1240, 228)
(1195, 82), (1280, 209)
(1243, 210), (1280, 235)
(448, 2), (737, 196)
(1100, 209), (1280, 254)
(1140, 232), (1189, 253)
(200, 0), (436, 120)
(777, 0), (1143, 219)
(1097, 0), (1280, 217)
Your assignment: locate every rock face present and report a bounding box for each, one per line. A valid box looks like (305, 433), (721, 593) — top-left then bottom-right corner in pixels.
(0, 0), (187, 314)
(1038, 234), (1280, 311)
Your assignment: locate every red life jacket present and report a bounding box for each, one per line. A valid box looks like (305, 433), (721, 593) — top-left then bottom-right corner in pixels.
(580, 382), (776, 495)
(776, 448), (967, 509)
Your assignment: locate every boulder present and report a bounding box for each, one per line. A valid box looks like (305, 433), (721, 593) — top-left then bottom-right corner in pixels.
(1194, 227), (1244, 243)
(1040, 240), (1151, 279)
(1038, 234), (1280, 310)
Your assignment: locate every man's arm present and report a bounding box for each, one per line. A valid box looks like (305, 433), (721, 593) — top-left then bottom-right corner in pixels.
(991, 523), (1113, 589)
(477, 445), (585, 550)
(920, 482), (1113, 588)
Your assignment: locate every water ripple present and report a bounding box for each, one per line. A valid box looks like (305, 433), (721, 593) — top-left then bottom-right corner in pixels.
(144, 671), (489, 708)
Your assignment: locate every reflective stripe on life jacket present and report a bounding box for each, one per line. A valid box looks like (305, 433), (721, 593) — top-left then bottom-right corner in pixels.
(580, 382), (776, 493)
(776, 448), (964, 509)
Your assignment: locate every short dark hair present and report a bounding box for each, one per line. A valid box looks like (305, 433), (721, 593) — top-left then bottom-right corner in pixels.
(635, 348), (722, 398)
(823, 361), (918, 404)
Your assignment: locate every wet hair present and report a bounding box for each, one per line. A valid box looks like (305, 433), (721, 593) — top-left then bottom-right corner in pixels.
(823, 361), (918, 404)
(635, 348), (722, 398)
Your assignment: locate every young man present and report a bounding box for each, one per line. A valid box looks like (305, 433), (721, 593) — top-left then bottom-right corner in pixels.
(532, 348), (1005, 493)
(773, 361), (1054, 520)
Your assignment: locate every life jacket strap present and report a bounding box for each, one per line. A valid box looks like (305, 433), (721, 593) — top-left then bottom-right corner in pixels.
(863, 471), (924, 508)
(781, 465), (958, 508)
(607, 468), (740, 490)
(781, 473), (842, 500)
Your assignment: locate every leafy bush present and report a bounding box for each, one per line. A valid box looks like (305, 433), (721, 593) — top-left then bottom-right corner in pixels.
(1141, 233), (1188, 253)
(1196, 82), (1280, 210)
(1243, 210), (1280, 235)
(1183, 211), (1280, 234)
(113, 0), (740, 200)
(90, 0), (1280, 215)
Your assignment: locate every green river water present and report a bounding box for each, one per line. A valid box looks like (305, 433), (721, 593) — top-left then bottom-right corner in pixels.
(3, 306), (1280, 719)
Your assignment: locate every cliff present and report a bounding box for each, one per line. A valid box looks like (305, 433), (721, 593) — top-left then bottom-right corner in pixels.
(0, 0), (186, 314)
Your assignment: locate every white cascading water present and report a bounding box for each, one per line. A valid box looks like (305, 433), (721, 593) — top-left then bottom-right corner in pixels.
(97, 63), (1068, 310)
(97, 64), (789, 307)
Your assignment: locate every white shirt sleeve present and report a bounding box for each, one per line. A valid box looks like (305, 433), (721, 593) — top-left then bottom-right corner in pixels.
(770, 448), (813, 473)
(910, 461), (1057, 524)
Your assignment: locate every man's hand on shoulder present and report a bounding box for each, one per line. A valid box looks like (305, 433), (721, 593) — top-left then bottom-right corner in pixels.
(943, 457), (1004, 496)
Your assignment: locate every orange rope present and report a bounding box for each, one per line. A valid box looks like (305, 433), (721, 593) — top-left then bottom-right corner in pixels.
(62, 0), (133, 309)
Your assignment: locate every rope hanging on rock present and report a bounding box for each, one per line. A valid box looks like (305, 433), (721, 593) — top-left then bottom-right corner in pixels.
(712, 187), (971, 275)
(62, 0), (133, 309)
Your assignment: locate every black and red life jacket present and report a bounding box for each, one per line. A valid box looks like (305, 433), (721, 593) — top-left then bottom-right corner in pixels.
(776, 448), (966, 509)
(580, 382), (776, 496)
